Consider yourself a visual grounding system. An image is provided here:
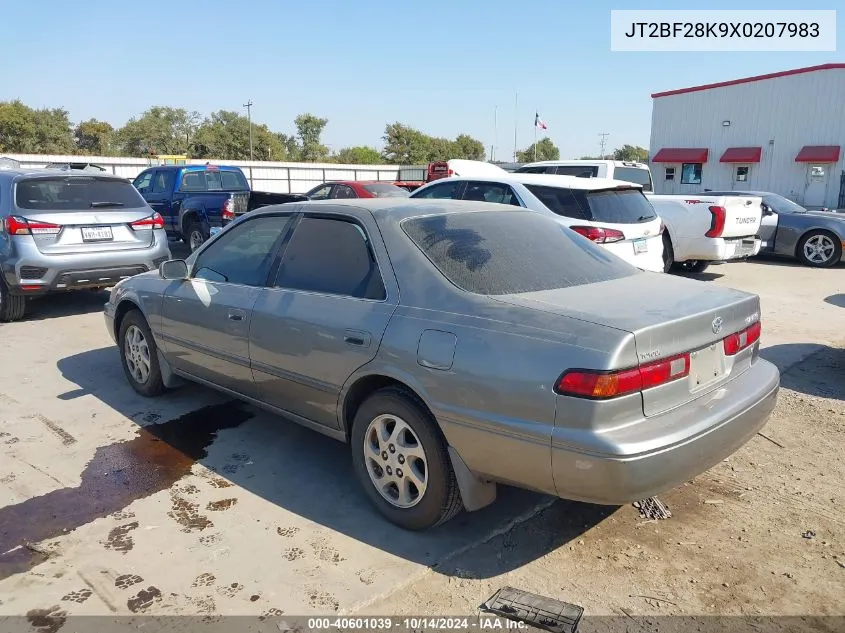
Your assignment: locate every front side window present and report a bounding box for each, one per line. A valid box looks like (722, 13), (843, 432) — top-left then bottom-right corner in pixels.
(524, 185), (587, 219)
(402, 211), (637, 296)
(193, 215), (293, 286)
(681, 163), (703, 185)
(462, 182), (521, 206)
(16, 176), (147, 211)
(133, 171), (154, 193)
(412, 180), (464, 199)
(307, 184), (333, 200)
(276, 217), (386, 300)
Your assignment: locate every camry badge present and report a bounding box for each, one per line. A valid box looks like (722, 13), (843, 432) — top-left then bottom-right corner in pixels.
(712, 316), (723, 334)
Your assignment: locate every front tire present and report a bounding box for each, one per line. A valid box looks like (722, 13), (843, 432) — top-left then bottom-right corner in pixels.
(350, 387), (463, 530)
(797, 230), (841, 268)
(118, 310), (165, 397)
(0, 278), (26, 322)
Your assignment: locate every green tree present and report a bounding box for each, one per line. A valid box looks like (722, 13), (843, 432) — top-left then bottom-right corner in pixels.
(32, 108), (75, 154)
(117, 106), (201, 156)
(382, 122), (431, 164)
(451, 134), (485, 160)
(276, 133), (299, 161)
(0, 100), (38, 152)
(74, 119), (115, 155)
(516, 137), (560, 162)
(192, 110), (286, 160)
(334, 146), (384, 164)
(294, 113), (329, 162)
(612, 144), (648, 162)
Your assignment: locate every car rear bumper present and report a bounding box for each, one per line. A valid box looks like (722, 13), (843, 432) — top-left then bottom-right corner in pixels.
(550, 357), (779, 504)
(602, 235), (665, 273)
(2, 234), (171, 295)
(681, 236), (761, 262)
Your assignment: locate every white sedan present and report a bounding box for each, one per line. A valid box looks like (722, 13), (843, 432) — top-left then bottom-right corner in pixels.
(410, 173), (665, 272)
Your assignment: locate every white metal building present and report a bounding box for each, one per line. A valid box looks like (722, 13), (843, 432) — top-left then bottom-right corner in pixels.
(649, 63), (845, 209)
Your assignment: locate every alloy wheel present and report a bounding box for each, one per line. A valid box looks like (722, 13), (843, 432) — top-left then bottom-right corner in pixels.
(124, 325), (151, 384)
(803, 234), (835, 264)
(363, 414), (428, 508)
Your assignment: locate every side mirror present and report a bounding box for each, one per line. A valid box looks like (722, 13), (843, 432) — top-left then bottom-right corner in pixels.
(159, 259), (189, 280)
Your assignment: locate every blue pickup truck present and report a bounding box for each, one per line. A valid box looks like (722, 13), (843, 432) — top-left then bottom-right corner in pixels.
(132, 165), (306, 251)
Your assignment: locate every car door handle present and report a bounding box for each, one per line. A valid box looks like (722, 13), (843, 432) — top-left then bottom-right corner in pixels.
(228, 312), (245, 322)
(344, 329), (371, 347)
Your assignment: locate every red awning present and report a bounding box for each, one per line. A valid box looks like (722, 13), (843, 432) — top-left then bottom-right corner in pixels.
(720, 147), (762, 163)
(651, 148), (709, 163)
(795, 145), (841, 163)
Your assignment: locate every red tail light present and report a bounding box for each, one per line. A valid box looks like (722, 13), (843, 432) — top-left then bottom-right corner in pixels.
(447, 169), (454, 176)
(3, 216), (62, 235)
(556, 353), (690, 399)
(705, 206), (727, 238)
(570, 225), (626, 244)
(723, 321), (761, 355)
(221, 198), (235, 221)
(130, 212), (164, 230)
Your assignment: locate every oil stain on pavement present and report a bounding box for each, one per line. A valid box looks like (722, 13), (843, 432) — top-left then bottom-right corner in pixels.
(0, 401), (253, 580)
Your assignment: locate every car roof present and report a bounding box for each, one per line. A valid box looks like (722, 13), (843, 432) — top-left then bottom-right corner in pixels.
(251, 197), (528, 225)
(0, 167), (128, 181)
(423, 173), (642, 191)
(152, 164), (243, 171)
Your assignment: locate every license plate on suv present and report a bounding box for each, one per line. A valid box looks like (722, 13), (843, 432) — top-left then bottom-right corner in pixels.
(81, 226), (113, 242)
(633, 238), (648, 254)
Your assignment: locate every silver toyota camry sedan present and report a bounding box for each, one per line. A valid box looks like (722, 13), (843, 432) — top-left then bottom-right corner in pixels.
(104, 199), (780, 530)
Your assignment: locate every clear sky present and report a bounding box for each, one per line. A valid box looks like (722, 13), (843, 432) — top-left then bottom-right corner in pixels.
(1, 0), (841, 159)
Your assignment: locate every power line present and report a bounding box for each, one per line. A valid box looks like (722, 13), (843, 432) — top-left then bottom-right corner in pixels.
(598, 132), (609, 159)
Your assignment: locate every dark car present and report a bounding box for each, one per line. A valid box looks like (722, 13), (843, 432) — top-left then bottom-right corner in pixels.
(305, 181), (411, 200)
(704, 190), (845, 267)
(132, 165), (306, 252)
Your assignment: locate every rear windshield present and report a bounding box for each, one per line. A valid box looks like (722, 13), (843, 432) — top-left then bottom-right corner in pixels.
(362, 183), (410, 198)
(15, 177), (147, 211)
(583, 189), (657, 224)
(402, 211), (638, 295)
(612, 166), (653, 191)
(180, 169), (249, 191)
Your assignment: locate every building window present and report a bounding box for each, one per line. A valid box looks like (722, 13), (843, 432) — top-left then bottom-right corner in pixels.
(681, 163), (702, 185)
(664, 167), (675, 181)
(736, 166), (749, 182)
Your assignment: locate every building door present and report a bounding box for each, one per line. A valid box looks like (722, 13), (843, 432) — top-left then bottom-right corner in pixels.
(731, 165), (750, 190)
(804, 165), (829, 208)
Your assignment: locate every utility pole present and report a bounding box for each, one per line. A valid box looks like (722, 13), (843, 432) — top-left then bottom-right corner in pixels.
(493, 105), (498, 163)
(244, 100), (254, 161)
(598, 132), (609, 159)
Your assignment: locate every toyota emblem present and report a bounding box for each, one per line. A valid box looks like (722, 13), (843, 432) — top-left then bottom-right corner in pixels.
(712, 316), (723, 334)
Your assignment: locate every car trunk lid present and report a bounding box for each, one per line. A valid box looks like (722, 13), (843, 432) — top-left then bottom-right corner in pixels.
(493, 273), (761, 416)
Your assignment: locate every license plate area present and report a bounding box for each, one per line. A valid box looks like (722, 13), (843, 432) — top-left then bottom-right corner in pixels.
(633, 238), (648, 254)
(81, 226), (113, 242)
(689, 343), (725, 391)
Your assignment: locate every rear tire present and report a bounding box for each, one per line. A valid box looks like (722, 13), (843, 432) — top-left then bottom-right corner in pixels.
(662, 233), (674, 273)
(118, 310), (166, 397)
(0, 278), (27, 322)
(674, 260), (710, 273)
(350, 386), (463, 530)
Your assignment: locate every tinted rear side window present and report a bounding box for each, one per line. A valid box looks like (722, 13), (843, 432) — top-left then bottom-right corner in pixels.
(220, 170), (249, 190)
(524, 185), (587, 220)
(555, 166), (598, 177)
(581, 189), (657, 224)
(15, 177), (147, 211)
(402, 211), (637, 295)
(612, 167), (652, 191)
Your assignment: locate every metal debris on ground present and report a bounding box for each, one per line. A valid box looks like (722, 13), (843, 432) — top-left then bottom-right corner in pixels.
(802, 530), (816, 539)
(481, 586), (584, 633)
(633, 496), (672, 520)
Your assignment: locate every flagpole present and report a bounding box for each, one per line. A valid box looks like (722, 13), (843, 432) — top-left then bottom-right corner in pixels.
(493, 105), (498, 162)
(534, 110), (538, 162)
(513, 93), (518, 162)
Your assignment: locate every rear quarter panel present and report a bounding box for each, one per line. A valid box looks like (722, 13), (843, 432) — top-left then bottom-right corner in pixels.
(349, 302), (636, 495)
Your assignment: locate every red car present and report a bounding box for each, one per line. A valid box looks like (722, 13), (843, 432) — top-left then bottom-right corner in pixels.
(304, 181), (410, 200)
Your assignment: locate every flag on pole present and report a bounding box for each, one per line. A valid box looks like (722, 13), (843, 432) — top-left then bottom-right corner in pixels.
(534, 113), (547, 130)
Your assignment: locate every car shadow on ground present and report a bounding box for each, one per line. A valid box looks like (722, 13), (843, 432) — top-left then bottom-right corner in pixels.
(760, 343), (845, 400)
(824, 294), (845, 308)
(55, 346), (616, 579)
(20, 289), (109, 321)
(670, 270), (724, 282)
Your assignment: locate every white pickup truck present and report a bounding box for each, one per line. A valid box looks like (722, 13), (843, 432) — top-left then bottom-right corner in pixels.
(646, 194), (763, 273)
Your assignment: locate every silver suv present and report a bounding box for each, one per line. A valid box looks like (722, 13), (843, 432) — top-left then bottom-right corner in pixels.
(0, 168), (171, 321)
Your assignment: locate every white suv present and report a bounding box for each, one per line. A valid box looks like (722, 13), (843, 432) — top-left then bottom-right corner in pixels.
(514, 160), (654, 192)
(410, 174), (665, 272)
